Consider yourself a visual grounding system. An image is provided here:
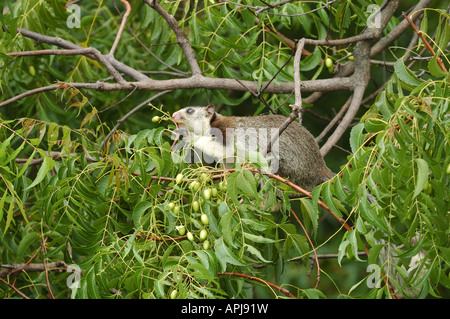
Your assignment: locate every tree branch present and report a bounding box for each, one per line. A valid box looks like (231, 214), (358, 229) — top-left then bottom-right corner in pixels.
(218, 272), (296, 298)
(143, 0), (202, 76)
(402, 11), (447, 73)
(100, 90), (172, 149)
(109, 0), (132, 58)
(0, 261), (69, 279)
(16, 28), (149, 81)
(8, 48), (125, 84)
(261, 39), (305, 157)
(0, 76), (353, 109)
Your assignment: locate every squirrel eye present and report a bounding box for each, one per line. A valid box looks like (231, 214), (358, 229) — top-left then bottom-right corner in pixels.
(186, 108), (194, 114)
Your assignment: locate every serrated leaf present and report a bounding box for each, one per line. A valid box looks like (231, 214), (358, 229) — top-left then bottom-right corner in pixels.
(214, 237), (245, 271)
(244, 244), (272, 263)
(412, 158), (429, 199)
(394, 59), (421, 90)
(427, 55), (448, 78)
(300, 198), (318, 235)
(349, 123), (365, 153)
(17, 231), (39, 261)
(132, 201), (152, 228)
(243, 232), (277, 244)
(86, 267), (100, 299)
(236, 169), (258, 198)
(25, 150), (54, 190)
(219, 210), (236, 248)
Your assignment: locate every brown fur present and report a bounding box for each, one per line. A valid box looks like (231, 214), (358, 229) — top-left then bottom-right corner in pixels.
(173, 105), (334, 191)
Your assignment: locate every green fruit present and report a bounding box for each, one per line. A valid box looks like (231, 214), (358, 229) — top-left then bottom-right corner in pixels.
(170, 290), (178, 299)
(221, 180), (228, 191)
(211, 187), (218, 197)
(175, 173), (183, 185)
(348, 55), (354, 61)
(173, 205), (180, 215)
(152, 116), (161, 123)
(192, 200), (200, 212)
(203, 240), (210, 250)
(177, 225), (186, 236)
(446, 163), (450, 175)
(187, 232), (194, 242)
(168, 202), (175, 210)
(325, 57), (333, 68)
(200, 213), (209, 225)
(203, 189), (211, 200)
(29, 65), (36, 76)
(190, 181), (200, 192)
(199, 229), (208, 241)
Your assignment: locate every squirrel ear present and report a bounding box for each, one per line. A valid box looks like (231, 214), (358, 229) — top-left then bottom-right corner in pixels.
(206, 104), (215, 117)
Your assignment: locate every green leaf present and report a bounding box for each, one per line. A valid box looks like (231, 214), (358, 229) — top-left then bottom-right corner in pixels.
(25, 150), (54, 190)
(86, 267), (101, 299)
(394, 59), (422, 91)
(244, 244), (272, 263)
(214, 237), (245, 271)
(226, 171), (240, 205)
(300, 49), (322, 71)
(349, 123), (365, 153)
(427, 55), (448, 78)
(243, 232), (277, 244)
(300, 198), (318, 235)
(219, 210), (236, 248)
(132, 201), (153, 228)
(236, 169), (258, 198)
(412, 158), (429, 199)
(17, 231), (39, 261)
(3, 195), (15, 236)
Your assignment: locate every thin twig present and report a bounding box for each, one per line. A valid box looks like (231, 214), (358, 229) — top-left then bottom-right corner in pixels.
(100, 90), (172, 149)
(401, 11), (447, 73)
(261, 39), (305, 157)
(218, 272), (295, 298)
(143, 0), (202, 76)
(0, 277), (30, 299)
(290, 208), (320, 288)
(109, 0), (131, 57)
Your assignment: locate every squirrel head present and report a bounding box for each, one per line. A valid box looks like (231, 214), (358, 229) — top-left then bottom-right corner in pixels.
(172, 104), (216, 136)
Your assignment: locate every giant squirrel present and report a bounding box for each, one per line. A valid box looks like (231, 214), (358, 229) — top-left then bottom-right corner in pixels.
(171, 104), (427, 298)
(172, 104), (334, 191)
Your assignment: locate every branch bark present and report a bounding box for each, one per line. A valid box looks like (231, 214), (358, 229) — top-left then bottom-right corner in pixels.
(0, 261), (68, 278)
(143, 0), (202, 76)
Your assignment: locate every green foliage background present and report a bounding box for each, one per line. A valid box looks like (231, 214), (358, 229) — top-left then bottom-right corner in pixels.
(0, 0), (449, 299)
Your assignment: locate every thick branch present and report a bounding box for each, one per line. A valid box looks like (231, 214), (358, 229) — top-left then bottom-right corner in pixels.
(320, 35), (372, 157)
(16, 28), (149, 81)
(109, 0), (132, 57)
(262, 39), (305, 157)
(0, 261), (68, 278)
(8, 48), (125, 83)
(143, 0), (202, 76)
(0, 76), (353, 108)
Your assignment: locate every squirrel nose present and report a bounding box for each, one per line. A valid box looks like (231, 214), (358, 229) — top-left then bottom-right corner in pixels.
(172, 111), (183, 122)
